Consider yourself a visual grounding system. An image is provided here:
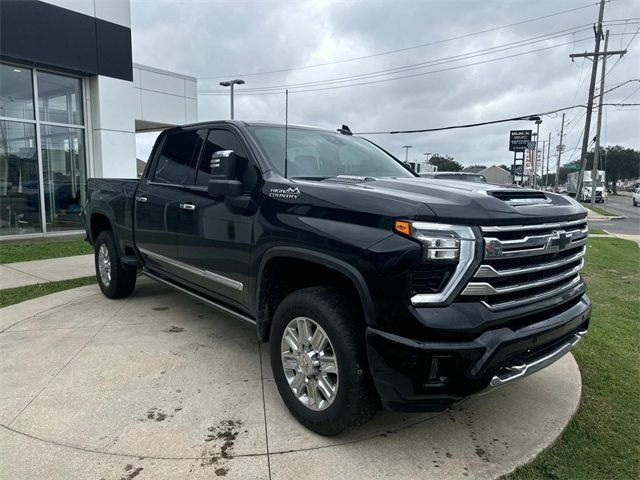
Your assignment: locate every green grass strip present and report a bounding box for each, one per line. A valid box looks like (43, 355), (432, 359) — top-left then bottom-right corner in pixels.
(0, 276), (96, 308)
(0, 240), (93, 264)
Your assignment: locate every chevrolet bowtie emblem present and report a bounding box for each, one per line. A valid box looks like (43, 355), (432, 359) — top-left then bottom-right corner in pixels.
(547, 230), (570, 251)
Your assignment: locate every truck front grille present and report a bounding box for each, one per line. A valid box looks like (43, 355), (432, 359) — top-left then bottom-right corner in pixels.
(460, 217), (588, 310)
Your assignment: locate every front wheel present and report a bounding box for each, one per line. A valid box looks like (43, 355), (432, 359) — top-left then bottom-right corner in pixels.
(634, 198), (638, 207)
(270, 286), (379, 436)
(94, 230), (137, 298)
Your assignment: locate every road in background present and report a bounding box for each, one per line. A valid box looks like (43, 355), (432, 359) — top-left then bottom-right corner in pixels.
(589, 195), (640, 235)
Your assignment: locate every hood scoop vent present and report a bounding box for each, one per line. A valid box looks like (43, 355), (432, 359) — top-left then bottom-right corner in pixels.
(489, 190), (552, 206)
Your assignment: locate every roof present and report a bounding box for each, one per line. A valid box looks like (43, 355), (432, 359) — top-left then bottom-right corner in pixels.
(480, 165), (511, 174)
(170, 120), (339, 133)
(463, 166), (485, 174)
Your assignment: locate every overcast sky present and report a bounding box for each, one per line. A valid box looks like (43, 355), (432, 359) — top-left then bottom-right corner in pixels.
(132, 0), (639, 170)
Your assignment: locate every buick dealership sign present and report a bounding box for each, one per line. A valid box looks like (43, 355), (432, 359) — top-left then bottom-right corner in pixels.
(509, 130), (532, 152)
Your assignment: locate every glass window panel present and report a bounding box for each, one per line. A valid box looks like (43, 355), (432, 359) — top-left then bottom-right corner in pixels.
(0, 64), (35, 120)
(0, 121), (42, 235)
(40, 125), (86, 231)
(37, 71), (83, 125)
(152, 131), (201, 185)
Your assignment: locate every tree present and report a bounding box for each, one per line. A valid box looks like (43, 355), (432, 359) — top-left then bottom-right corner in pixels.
(584, 146), (639, 193)
(429, 154), (462, 172)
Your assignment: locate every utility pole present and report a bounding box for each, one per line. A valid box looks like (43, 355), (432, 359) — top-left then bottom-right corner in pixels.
(540, 139), (546, 189)
(402, 145), (413, 162)
(570, 0), (626, 203)
(532, 119), (542, 189)
(591, 30), (610, 209)
(545, 131), (551, 190)
(555, 113), (565, 191)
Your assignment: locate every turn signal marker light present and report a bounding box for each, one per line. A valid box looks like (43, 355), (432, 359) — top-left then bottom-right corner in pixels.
(394, 220), (411, 236)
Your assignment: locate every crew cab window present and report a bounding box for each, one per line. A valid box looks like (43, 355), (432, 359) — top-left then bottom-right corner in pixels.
(195, 129), (257, 191)
(152, 131), (201, 185)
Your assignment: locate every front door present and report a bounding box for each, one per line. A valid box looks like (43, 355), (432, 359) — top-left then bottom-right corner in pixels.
(135, 129), (201, 277)
(176, 128), (260, 307)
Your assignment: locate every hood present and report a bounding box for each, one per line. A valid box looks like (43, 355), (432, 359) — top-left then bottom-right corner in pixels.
(264, 175), (586, 225)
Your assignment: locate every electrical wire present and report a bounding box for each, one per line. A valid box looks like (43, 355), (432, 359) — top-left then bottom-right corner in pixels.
(201, 25), (596, 93)
(198, 1), (602, 80)
(352, 104), (639, 135)
(200, 36), (596, 96)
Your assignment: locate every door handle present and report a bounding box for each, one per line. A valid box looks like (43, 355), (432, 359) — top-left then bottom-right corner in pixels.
(179, 203), (197, 211)
(136, 196), (148, 203)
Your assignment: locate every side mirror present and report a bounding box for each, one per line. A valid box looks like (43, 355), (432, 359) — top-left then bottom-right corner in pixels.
(208, 150), (242, 197)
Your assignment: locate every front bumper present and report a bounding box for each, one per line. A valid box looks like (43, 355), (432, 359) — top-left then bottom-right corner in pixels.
(366, 295), (591, 412)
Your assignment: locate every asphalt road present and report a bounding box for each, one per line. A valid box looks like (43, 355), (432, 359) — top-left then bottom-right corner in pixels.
(589, 194), (640, 235)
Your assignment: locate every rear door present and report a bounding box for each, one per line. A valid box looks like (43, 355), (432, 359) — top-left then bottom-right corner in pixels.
(135, 129), (202, 277)
(175, 128), (260, 306)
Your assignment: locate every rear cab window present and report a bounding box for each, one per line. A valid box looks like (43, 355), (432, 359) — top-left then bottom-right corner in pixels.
(151, 130), (203, 185)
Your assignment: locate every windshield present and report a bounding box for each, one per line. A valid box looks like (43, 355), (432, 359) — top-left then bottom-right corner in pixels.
(249, 126), (414, 179)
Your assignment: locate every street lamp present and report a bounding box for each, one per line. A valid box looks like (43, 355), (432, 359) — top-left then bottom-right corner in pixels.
(219, 79), (245, 119)
(529, 116), (542, 189)
(402, 145), (413, 162)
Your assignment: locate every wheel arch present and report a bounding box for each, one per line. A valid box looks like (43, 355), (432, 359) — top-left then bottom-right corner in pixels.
(255, 247), (375, 342)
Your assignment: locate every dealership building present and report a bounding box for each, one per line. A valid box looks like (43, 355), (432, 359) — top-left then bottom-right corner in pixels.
(0, 0), (198, 238)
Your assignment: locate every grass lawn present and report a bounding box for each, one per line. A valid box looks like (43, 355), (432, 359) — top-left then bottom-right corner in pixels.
(588, 228), (608, 235)
(581, 203), (619, 217)
(506, 237), (640, 479)
(0, 276), (96, 308)
(0, 239), (93, 264)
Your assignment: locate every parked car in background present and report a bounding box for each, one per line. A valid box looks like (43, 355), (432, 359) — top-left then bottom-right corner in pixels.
(633, 188), (640, 206)
(418, 171), (487, 183)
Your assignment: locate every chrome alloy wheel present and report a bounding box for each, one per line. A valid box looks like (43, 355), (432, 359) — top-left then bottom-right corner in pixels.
(97, 243), (111, 287)
(281, 317), (339, 411)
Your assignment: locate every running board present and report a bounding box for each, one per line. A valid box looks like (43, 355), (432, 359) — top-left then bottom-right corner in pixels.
(142, 269), (256, 327)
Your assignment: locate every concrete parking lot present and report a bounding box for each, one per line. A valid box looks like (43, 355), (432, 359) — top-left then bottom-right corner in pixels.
(0, 278), (581, 479)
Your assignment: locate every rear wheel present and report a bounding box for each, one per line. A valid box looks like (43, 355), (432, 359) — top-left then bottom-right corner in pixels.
(270, 286), (379, 436)
(94, 230), (137, 298)
(634, 198), (637, 206)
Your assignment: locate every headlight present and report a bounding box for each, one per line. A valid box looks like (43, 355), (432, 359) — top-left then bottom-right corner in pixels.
(394, 220), (478, 305)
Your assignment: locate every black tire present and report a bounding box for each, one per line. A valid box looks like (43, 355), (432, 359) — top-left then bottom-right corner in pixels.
(94, 230), (137, 299)
(270, 286), (379, 436)
(634, 198), (637, 207)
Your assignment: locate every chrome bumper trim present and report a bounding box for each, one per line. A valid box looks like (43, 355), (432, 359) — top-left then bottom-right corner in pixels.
(488, 329), (587, 388)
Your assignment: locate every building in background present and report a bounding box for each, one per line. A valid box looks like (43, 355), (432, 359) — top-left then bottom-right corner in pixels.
(479, 165), (512, 185)
(0, 0), (197, 238)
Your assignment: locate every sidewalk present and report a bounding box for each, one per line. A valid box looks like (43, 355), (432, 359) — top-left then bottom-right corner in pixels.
(0, 254), (94, 289)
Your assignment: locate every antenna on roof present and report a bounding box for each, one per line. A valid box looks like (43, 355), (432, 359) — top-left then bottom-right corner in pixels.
(284, 89), (289, 179)
(337, 125), (352, 135)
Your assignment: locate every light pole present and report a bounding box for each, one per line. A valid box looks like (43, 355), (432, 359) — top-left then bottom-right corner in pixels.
(402, 145), (413, 162)
(219, 79), (245, 119)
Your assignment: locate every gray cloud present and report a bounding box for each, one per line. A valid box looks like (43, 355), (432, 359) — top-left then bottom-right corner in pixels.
(131, 0), (640, 168)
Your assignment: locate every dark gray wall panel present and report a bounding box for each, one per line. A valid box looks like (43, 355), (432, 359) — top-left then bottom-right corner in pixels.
(0, 0), (132, 81)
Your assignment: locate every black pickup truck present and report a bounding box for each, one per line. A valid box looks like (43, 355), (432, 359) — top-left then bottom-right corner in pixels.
(83, 121), (591, 435)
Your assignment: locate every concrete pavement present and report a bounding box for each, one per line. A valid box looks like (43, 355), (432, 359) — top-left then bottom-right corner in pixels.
(0, 254), (94, 289)
(589, 195), (640, 236)
(0, 278), (583, 479)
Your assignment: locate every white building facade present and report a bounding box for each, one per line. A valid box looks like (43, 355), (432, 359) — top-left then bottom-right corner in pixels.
(0, 0), (197, 238)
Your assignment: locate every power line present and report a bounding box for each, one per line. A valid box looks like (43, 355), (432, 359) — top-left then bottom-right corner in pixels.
(201, 25), (596, 93)
(198, 25), (639, 96)
(198, 1), (602, 80)
(200, 36), (596, 96)
(352, 103), (639, 135)
(605, 24), (640, 78)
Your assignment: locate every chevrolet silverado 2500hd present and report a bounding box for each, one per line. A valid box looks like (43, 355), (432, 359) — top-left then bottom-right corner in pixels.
(83, 121), (591, 436)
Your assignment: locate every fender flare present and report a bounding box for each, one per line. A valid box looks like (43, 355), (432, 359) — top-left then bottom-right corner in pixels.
(255, 246), (376, 333)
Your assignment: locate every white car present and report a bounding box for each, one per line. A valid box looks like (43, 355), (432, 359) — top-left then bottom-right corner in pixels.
(633, 188), (640, 207)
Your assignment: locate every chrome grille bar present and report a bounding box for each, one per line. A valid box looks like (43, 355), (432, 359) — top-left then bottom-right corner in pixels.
(481, 275), (583, 311)
(462, 260), (584, 296)
(475, 246), (586, 278)
(484, 227), (587, 259)
(480, 218), (587, 233)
